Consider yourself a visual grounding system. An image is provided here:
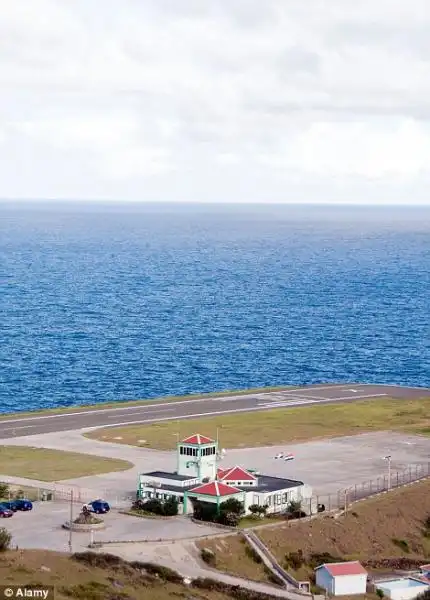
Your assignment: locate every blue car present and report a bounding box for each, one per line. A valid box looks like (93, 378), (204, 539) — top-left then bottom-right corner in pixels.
(3, 498), (33, 512)
(88, 499), (110, 514)
(2, 499), (33, 512)
(0, 504), (13, 518)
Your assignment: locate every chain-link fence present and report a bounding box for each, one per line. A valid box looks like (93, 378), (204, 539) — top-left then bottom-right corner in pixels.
(302, 462), (430, 515)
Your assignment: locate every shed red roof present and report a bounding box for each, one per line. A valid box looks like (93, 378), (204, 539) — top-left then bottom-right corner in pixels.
(188, 481), (242, 497)
(181, 434), (214, 445)
(217, 466), (257, 482)
(317, 562), (367, 577)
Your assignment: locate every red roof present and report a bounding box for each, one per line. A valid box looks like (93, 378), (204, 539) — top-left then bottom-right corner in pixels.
(317, 562), (367, 577)
(181, 434), (214, 445)
(188, 481), (242, 497)
(217, 466), (257, 482)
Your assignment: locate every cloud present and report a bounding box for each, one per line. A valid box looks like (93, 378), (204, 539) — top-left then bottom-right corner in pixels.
(0, 0), (430, 201)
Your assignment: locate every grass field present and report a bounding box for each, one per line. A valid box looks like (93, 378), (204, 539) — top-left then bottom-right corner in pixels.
(0, 549), (271, 600)
(85, 396), (430, 449)
(0, 447), (132, 481)
(197, 478), (430, 585)
(0, 385), (292, 420)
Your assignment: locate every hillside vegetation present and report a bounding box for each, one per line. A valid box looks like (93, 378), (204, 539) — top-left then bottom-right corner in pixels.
(197, 478), (430, 583)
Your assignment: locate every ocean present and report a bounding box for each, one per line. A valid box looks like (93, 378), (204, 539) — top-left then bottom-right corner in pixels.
(1, 202), (429, 413)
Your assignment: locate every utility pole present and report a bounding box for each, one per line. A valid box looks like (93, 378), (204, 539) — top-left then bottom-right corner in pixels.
(68, 489), (73, 553)
(384, 455), (392, 491)
(344, 489), (348, 516)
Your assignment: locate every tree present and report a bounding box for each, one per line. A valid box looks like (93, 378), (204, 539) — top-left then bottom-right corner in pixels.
(0, 528), (12, 552)
(0, 483), (9, 499)
(248, 504), (268, 517)
(218, 498), (245, 516)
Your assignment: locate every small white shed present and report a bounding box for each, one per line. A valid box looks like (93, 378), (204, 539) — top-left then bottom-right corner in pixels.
(315, 561), (367, 596)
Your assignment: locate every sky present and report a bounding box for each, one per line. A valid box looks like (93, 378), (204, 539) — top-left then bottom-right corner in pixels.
(1, 0), (430, 204)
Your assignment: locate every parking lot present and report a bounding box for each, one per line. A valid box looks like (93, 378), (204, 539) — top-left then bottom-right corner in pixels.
(1, 501), (216, 552)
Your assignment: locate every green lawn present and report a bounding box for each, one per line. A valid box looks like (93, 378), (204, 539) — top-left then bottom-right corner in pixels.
(84, 396), (430, 450)
(0, 447), (133, 481)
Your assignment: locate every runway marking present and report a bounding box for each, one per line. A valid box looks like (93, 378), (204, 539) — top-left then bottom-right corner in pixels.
(106, 408), (175, 419)
(260, 393), (388, 405)
(2, 425), (35, 432)
(0, 384), (364, 423)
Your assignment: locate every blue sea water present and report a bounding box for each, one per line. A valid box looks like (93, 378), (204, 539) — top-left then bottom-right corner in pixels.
(0, 202), (429, 413)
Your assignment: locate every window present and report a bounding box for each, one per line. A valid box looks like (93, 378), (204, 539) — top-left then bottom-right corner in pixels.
(275, 494), (281, 505)
(282, 493), (289, 503)
(266, 496), (272, 506)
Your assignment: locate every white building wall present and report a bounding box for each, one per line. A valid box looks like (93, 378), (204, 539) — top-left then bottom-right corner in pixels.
(242, 485), (306, 514)
(334, 575), (367, 596)
(139, 475), (199, 488)
(377, 584), (430, 600)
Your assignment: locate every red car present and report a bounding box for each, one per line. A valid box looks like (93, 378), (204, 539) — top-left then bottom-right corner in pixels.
(0, 504), (13, 518)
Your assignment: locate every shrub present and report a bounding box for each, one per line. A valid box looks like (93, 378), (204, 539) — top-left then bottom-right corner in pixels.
(392, 538), (410, 553)
(308, 552), (342, 570)
(192, 500), (218, 522)
(285, 550), (305, 570)
(162, 497), (178, 516)
(0, 483), (9, 499)
(134, 562), (183, 583)
(245, 544), (262, 564)
(286, 500), (302, 514)
(72, 552), (125, 569)
(200, 548), (216, 566)
(0, 527), (12, 552)
(219, 498), (245, 516)
(249, 504), (268, 517)
(217, 511), (240, 527)
(376, 589), (385, 599)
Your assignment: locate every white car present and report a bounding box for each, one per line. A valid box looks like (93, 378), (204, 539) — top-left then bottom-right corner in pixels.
(284, 453), (294, 461)
(274, 453), (284, 459)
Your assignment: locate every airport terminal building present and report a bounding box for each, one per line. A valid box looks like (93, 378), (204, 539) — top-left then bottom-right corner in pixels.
(137, 433), (312, 514)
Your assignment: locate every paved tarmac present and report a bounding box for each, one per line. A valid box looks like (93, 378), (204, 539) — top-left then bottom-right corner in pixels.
(0, 383), (428, 439)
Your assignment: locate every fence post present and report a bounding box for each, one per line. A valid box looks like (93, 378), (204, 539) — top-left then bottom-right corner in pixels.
(328, 494), (331, 512)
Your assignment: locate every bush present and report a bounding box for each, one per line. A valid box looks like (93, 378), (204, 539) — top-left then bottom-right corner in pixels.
(0, 527), (12, 552)
(285, 550), (305, 570)
(132, 497), (178, 516)
(308, 552), (342, 570)
(133, 562), (183, 583)
(162, 497), (178, 516)
(245, 545), (262, 564)
(376, 589), (385, 599)
(192, 500), (218, 522)
(392, 538), (410, 553)
(219, 498), (245, 516)
(0, 483), (9, 499)
(217, 511), (240, 527)
(200, 548), (216, 566)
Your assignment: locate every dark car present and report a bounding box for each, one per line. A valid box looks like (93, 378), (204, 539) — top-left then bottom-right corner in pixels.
(88, 499), (110, 514)
(0, 504), (13, 518)
(5, 499), (33, 512)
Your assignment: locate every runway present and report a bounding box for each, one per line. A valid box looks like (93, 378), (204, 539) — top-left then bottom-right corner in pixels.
(0, 383), (428, 439)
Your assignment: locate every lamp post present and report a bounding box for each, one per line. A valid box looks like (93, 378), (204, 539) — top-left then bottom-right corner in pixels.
(384, 455), (392, 491)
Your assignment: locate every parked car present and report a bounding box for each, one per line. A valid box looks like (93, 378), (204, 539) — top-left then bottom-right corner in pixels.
(3, 499), (33, 511)
(88, 499), (110, 514)
(0, 504), (13, 518)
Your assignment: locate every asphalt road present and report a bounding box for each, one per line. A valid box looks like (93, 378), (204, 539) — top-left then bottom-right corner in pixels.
(0, 383), (428, 439)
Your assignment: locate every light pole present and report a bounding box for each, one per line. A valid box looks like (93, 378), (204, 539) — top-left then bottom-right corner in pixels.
(384, 455), (392, 491)
(68, 489), (74, 553)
